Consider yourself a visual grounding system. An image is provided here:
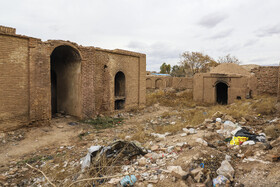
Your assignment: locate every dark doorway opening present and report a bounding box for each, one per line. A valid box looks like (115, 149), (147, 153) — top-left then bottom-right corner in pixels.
(114, 71), (125, 110)
(51, 45), (81, 116)
(51, 70), (57, 114)
(216, 82), (228, 105)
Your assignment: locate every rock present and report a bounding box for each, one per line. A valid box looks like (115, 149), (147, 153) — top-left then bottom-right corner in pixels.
(181, 133), (187, 137)
(57, 124), (64, 128)
(195, 183), (206, 187)
(0, 133), (6, 139)
(147, 184), (153, 187)
(190, 168), (203, 176)
(194, 171), (203, 182)
(212, 111), (223, 118)
(186, 175), (195, 186)
(167, 166), (188, 179)
(0, 175), (7, 181)
(204, 119), (213, 124)
(266, 154), (280, 162)
(270, 137), (280, 147)
(179, 181), (188, 187)
(174, 147), (181, 152)
(138, 157), (147, 166)
(21, 167), (29, 172)
(195, 138), (208, 146)
(108, 178), (121, 184)
(189, 128), (197, 134)
(204, 174), (212, 186)
(224, 115), (235, 122)
(151, 145), (159, 151)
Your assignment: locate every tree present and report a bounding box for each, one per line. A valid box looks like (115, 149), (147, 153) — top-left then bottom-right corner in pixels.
(170, 65), (186, 77)
(180, 51), (218, 76)
(217, 54), (240, 64)
(160, 62), (171, 74)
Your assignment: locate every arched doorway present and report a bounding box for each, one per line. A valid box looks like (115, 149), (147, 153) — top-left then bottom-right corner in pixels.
(114, 71), (125, 110)
(51, 45), (81, 116)
(155, 79), (163, 89)
(216, 82), (228, 105)
(146, 78), (152, 89)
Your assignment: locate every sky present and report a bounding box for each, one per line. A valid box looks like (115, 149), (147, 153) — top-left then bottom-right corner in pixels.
(1, 0), (280, 71)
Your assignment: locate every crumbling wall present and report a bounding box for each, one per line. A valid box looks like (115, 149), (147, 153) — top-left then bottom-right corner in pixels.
(146, 75), (193, 91)
(0, 34), (29, 128)
(251, 66), (279, 95)
(0, 26), (146, 130)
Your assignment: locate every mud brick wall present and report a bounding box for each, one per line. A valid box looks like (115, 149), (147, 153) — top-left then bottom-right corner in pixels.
(0, 34), (29, 127)
(146, 75), (193, 91)
(0, 25), (16, 34)
(251, 66), (279, 95)
(0, 26), (146, 130)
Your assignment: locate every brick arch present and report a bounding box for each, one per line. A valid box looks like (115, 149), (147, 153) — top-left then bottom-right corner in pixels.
(50, 45), (82, 117)
(48, 42), (83, 60)
(155, 79), (164, 89)
(146, 78), (152, 89)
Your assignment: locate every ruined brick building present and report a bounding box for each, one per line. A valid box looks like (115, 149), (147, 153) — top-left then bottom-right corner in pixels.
(147, 63), (280, 105)
(0, 26), (146, 130)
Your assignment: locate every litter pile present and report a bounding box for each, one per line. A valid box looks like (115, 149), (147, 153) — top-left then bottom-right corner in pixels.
(76, 111), (280, 186)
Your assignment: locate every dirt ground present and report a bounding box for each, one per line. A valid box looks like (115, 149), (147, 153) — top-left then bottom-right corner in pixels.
(0, 94), (280, 187)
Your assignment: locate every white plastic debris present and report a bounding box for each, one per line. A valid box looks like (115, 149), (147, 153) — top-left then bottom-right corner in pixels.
(196, 138), (208, 146)
(80, 146), (101, 171)
(217, 160), (234, 180)
(242, 140), (255, 146)
(216, 118), (222, 122)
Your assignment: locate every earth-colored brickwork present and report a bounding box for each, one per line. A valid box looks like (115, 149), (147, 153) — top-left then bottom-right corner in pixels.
(0, 26), (146, 130)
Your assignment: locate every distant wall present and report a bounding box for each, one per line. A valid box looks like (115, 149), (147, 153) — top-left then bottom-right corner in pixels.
(251, 66), (279, 95)
(146, 75), (193, 91)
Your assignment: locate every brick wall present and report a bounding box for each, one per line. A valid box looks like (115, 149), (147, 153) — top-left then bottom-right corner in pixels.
(251, 66), (279, 95)
(1, 30), (146, 130)
(0, 34), (29, 127)
(0, 26), (16, 34)
(146, 75), (193, 91)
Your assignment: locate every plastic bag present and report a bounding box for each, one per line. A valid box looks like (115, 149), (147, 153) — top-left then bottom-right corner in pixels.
(217, 160), (234, 180)
(80, 146), (101, 170)
(213, 175), (229, 187)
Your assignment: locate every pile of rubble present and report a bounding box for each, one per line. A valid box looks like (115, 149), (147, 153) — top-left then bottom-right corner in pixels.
(77, 111), (280, 186)
(0, 110), (279, 186)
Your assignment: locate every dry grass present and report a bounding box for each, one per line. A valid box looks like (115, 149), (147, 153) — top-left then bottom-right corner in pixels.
(251, 95), (277, 115)
(146, 91), (278, 134)
(146, 90), (196, 108)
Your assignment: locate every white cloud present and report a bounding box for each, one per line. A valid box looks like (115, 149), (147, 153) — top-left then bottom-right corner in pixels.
(1, 0), (280, 71)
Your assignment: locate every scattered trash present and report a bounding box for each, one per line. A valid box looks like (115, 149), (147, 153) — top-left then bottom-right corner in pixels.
(80, 146), (101, 170)
(196, 138), (208, 146)
(68, 122), (78, 126)
(213, 175), (229, 187)
(151, 133), (170, 139)
(80, 141), (147, 171)
(216, 160), (234, 180)
(230, 136), (248, 145)
(234, 128), (266, 142)
(119, 175), (137, 187)
(242, 140), (255, 146)
(182, 128), (197, 134)
(216, 118), (222, 122)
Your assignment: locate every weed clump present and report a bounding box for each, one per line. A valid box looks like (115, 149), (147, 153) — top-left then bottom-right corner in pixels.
(82, 116), (123, 129)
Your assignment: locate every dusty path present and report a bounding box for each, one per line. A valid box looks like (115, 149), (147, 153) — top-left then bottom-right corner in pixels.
(0, 118), (82, 165)
(0, 105), (171, 165)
